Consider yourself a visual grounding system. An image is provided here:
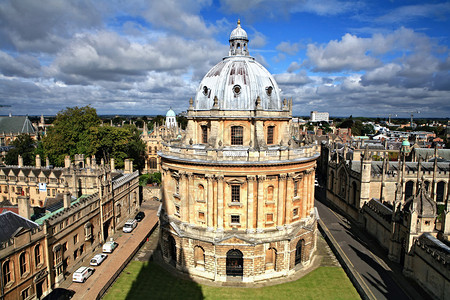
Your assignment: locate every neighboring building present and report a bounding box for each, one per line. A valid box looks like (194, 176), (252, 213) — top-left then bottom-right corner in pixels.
(310, 111), (329, 123)
(0, 115), (38, 146)
(165, 109), (177, 128)
(0, 156), (140, 299)
(320, 140), (450, 299)
(158, 21), (320, 283)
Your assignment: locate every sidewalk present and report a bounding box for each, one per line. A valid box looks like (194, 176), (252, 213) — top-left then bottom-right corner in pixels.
(59, 201), (160, 300)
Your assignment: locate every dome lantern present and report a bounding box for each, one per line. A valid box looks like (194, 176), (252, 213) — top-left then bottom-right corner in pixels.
(229, 19), (249, 56)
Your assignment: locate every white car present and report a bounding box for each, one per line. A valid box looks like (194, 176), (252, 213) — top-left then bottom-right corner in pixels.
(123, 219), (137, 233)
(102, 241), (118, 253)
(72, 267), (94, 283)
(90, 253), (107, 266)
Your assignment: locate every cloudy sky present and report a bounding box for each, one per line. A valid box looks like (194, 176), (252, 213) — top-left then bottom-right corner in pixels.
(0, 0), (449, 118)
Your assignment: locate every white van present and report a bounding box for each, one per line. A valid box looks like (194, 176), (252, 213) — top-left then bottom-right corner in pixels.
(102, 241), (118, 253)
(123, 219), (137, 233)
(72, 266), (94, 283)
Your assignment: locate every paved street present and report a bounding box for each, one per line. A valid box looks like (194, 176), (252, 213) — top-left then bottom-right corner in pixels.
(315, 186), (430, 300)
(59, 199), (160, 300)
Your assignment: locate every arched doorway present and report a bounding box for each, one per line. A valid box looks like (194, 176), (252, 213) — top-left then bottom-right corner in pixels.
(226, 249), (243, 276)
(168, 236), (177, 265)
(295, 240), (304, 265)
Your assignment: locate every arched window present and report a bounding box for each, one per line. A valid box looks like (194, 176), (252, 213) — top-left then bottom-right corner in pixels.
(19, 252), (28, 276)
(405, 181), (414, 199)
(424, 181), (430, 193)
(231, 126), (243, 145)
(339, 169), (347, 197)
(226, 249), (243, 276)
(2, 261), (12, 286)
(436, 181), (445, 203)
(295, 240), (305, 265)
(167, 236), (177, 264)
(267, 126), (275, 144)
(267, 186), (274, 202)
(351, 182), (358, 206)
(149, 158), (157, 169)
(201, 125), (208, 144)
(198, 184), (205, 201)
(294, 180), (299, 197)
(35, 245), (42, 267)
(265, 248), (277, 270)
(194, 246), (205, 268)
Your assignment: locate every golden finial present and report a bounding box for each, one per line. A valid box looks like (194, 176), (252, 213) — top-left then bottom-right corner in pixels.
(237, 19), (240, 26)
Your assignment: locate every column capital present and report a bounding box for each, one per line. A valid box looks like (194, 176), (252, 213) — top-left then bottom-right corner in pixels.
(216, 175), (224, 181)
(279, 173), (287, 180)
(247, 175), (256, 181)
(257, 175), (266, 182)
(287, 172), (296, 179)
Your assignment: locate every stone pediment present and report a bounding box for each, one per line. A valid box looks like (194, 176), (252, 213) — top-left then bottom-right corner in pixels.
(215, 234), (254, 245)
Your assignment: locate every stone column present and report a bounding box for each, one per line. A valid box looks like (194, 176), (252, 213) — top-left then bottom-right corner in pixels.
(300, 174), (307, 218)
(285, 173), (294, 223)
(247, 175), (256, 232)
(181, 172), (188, 223)
(187, 172), (194, 223)
(206, 175), (214, 229)
(257, 175), (265, 231)
(217, 175), (224, 230)
(277, 174), (286, 227)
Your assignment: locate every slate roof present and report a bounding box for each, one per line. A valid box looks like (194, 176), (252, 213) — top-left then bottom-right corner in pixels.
(413, 148), (450, 162)
(0, 116), (36, 134)
(349, 161), (450, 175)
(0, 211), (39, 243)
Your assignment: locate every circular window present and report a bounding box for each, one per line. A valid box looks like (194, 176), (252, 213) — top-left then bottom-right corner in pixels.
(266, 86), (273, 96)
(233, 85), (241, 95)
(203, 86), (208, 96)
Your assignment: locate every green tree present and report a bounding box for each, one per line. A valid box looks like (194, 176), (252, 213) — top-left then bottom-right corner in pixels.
(5, 134), (36, 165)
(42, 106), (101, 166)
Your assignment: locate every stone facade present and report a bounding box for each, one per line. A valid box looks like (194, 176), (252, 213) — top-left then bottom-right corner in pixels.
(159, 21), (319, 283)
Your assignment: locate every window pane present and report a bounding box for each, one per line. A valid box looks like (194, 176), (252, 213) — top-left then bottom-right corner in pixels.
(231, 126), (243, 145)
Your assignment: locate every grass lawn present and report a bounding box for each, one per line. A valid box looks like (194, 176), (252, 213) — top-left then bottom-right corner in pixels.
(103, 261), (359, 300)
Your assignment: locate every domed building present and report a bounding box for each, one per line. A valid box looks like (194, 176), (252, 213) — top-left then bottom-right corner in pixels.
(159, 21), (320, 282)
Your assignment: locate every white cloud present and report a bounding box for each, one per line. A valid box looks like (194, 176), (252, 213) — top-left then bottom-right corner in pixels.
(276, 41), (300, 55)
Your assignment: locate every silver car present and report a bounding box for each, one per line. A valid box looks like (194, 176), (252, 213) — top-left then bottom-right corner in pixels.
(90, 253), (107, 266)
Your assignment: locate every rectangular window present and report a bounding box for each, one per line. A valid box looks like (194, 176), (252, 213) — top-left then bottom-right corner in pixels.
(201, 125), (208, 144)
(198, 211), (205, 222)
(73, 249), (78, 260)
(293, 208), (299, 217)
(231, 185), (240, 202)
(21, 287), (30, 300)
(231, 126), (243, 145)
(267, 126), (274, 144)
(266, 213), (274, 223)
(175, 205), (180, 216)
(294, 181), (298, 197)
(73, 234), (78, 245)
(231, 215), (240, 224)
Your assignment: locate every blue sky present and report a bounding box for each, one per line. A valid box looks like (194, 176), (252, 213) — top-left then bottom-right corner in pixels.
(0, 0), (449, 118)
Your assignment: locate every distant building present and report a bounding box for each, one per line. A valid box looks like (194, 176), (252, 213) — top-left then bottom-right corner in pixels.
(310, 111), (329, 123)
(0, 115), (38, 146)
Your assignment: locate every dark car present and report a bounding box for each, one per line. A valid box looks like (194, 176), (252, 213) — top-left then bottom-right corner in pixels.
(135, 211), (145, 222)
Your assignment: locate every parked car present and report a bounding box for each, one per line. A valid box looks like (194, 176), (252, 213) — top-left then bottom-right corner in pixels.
(90, 253), (107, 266)
(135, 211), (145, 222)
(72, 267), (94, 283)
(102, 241), (118, 253)
(123, 219), (137, 233)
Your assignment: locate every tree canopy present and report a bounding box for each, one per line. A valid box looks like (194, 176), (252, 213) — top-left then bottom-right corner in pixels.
(5, 134), (36, 166)
(41, 106), (145, 169)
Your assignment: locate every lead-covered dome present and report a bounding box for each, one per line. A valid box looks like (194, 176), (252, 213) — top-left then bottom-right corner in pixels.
(194, 21), (282, 111)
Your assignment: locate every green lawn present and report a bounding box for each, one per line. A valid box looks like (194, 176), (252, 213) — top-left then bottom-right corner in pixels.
(103, 261), (360, 300)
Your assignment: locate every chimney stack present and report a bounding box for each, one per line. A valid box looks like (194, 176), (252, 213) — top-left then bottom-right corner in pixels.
(64, 155), (71, 168)
(36, 155), (41, 168)
(18, 155), (23, 167)
(18, 196), (31, 219)
(63, 182), (71, 209)
(46, 157), (50, 168)
(124, 159), (133, 174)
(110, 158), (115, 171)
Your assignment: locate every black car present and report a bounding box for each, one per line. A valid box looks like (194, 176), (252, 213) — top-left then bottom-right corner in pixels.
(135, 211), (145, 222)
(42, 288), (75, 300)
